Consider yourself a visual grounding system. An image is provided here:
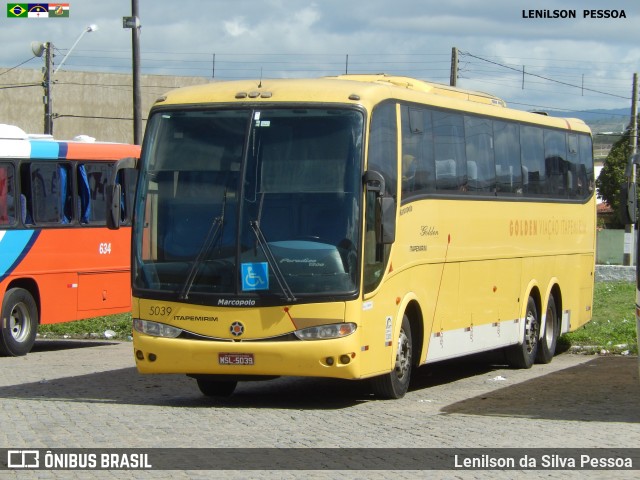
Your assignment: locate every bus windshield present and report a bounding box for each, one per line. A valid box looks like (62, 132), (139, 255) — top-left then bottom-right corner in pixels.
(134, 108), (364, 301)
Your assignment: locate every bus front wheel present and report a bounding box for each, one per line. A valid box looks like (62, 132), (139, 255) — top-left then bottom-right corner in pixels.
(196, 378), (238, 397)
(371, 314), (413, 399)
(505, 296), (539, 369)
(0, 288), (38, 357)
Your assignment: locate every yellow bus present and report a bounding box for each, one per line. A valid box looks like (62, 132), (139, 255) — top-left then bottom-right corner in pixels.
(110, 74), (596, 399)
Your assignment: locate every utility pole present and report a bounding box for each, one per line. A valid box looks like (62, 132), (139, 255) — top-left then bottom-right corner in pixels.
(624, 73), (638, 266)
(450, 47), (458, 87)
(43, 42), (53, 135)
(123, 0), (142, 145)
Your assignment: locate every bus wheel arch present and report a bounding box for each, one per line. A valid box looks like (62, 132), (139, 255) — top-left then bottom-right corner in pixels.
(0, 283), (40, 356)
(536, 284), (562, 364)
(404, 300), (424, 367)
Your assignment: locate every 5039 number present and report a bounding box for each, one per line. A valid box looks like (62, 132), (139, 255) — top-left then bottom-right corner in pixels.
(149, 306), (172, 316)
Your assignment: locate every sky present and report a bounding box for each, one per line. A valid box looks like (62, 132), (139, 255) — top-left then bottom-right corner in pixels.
(1, 0), (639, 117)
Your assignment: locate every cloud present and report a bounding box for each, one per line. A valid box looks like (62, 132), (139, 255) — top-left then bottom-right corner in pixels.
(224, 17), (249, 38)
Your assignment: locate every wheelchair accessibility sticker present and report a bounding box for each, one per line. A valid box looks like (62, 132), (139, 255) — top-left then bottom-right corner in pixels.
(241, 262), (269, 291)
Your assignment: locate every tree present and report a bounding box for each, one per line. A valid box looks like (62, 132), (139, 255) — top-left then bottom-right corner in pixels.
(595, 126), (638, 228)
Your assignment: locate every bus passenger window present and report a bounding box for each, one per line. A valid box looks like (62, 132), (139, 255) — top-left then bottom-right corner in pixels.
(464, 116), (495, 193)
(493, 121), (522, 194)
(520, 126), (545, 196)
(0, 164), (15, 225)
(31, 163), (73, 224)
(433, 111), (466, 192)
(78, 162), (111, 224)
(401, 106), (435, 198)
(578, 135), (595, 199)
(544, 129), (568, 197)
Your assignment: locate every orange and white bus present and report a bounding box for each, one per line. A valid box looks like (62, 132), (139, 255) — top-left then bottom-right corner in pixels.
(112, 75), (595, 398)
(0, 124), (140, 356)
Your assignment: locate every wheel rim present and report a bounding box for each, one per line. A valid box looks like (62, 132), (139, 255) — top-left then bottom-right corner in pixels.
(524, 309), (538, 354)
(544, 305), (555, 345)
(395, 329), (411, 380)
(9, 302), (32, 343)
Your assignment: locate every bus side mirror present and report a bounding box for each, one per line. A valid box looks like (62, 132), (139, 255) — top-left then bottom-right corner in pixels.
(106, 183), (122, 230)
(378, 196), (396, 244)
(106, 156), (138, 230)
(364, 170), (396, 245)
(620, 153), (640, 226)
(620, 182), (637, 226)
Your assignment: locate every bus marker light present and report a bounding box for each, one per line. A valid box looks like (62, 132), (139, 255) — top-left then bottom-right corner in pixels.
(339, 355), (350, 365)
(135, 350), (144, 360)
(148, 353), (157, 362)
(326, 357), (334, 366)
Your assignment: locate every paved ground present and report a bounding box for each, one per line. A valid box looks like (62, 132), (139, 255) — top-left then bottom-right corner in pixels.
(0, 339), (639, 479)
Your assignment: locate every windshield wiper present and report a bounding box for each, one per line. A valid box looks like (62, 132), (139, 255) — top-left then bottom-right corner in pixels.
(179, 188), (228, 300)
(249, 220), (297, 302)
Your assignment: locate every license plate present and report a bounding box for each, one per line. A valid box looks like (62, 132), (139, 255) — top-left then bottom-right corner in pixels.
(218, 353), (254, 366)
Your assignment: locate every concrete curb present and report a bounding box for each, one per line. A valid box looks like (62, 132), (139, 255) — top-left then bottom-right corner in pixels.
(595, 265), (635, 282)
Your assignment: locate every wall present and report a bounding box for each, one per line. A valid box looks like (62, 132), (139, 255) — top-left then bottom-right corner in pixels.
(0, 68), (209, 143)
(596, 229), (634, 266)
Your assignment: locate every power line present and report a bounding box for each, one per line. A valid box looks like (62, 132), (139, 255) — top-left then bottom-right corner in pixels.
(0, 57), (38, 76)
(460, 50), (631, 100)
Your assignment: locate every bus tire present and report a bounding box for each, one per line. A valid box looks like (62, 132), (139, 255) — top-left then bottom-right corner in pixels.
(371, 314), (412, 399)
(536, 295), (559, 364)
(196, 378), (237, 397)
(505, 296), (538, 369)
(0, 288), (38, 357)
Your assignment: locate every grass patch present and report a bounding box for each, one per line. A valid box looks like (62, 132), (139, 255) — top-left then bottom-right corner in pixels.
(38, 282), (639, 355)
(559, 282), (637, 355)
(38, 313), (132, 340)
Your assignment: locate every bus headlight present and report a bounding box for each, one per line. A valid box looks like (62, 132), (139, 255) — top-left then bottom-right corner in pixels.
(133, 319), (182, 338)
(294, 323), (356, 340)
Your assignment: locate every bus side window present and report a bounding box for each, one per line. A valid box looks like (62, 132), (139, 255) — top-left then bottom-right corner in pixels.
(30, 163), (73, 224)
(544, 129), (568, 198)
(578, 134), (595, 198)
(494, 121), (522, 195)
(520, 126), (545, 196)
(464, 115), (495, 193)
(78, 164), (91, 223)
(78, 162), (112, 225)
(0, 164), (14, 225)
(433, 111), (466, 192)
(401, 105), (435, 199)
(365, 101), (397, 294)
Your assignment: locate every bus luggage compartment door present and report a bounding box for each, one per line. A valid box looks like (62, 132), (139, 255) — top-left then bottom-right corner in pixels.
(77, 271), (131, 313)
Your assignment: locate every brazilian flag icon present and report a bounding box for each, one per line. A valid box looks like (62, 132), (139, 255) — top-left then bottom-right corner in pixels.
(7, 4), (28, 17)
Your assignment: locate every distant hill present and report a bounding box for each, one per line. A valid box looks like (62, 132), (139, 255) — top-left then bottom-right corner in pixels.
(545, 108), (630, 134)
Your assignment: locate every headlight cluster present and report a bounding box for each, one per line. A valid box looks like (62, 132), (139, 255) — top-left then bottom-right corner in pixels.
(133, 319), (182, 338)
(294, 322), (356, 340)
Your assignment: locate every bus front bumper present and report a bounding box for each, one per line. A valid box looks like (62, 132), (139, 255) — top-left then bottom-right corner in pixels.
(133, 332), (364, 380)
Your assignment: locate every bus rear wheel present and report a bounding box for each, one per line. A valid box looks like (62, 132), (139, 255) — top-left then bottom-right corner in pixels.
(0, 288), (38, 357)
(195, 378), (238, 397)
(371, 315), (413, 399)
(536, 296), (559, 364)
(505, 296), (538, 369)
